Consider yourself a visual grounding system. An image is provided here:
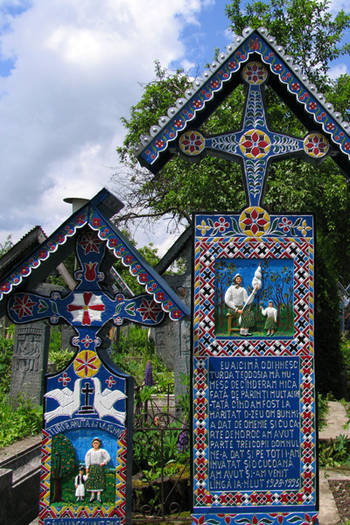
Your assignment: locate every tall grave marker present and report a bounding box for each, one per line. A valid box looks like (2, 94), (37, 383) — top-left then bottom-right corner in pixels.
(136, 27), (350, 525)
(0, 189), (189, 525)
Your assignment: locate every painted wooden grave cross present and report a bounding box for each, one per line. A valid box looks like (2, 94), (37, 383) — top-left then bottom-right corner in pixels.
(135, 27), (350, 525)
(178, 61), (328, 206)
(1, 189), (189, 525)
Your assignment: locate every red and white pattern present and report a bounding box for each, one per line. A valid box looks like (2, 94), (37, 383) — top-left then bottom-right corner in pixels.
(67, 292), (105, 325)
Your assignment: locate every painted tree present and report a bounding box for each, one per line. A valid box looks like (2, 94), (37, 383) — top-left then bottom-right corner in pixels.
(51, 433), (77, 502)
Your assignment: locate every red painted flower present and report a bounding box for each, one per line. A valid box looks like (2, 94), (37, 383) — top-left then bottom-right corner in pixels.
(92, 217), (101, 227)
(174, 119), (183, 128)
(156, 291), (165, 302)
(81, 334), (94, 348)
(291, 82), (300, 91)
(1, 282), (10, 292)
(239, 129), (270, 158)
(326, 122), (335, 131)
(344, 142), (350, 151)
(214, 216), (229, 232)
(243, 62), (267, 84)
(58, 372), (71, 387)
(109, 238), (118, 247)
(76, 214), (86, 225)
(171, 309), (182, 319)
(303, 133), (329, 158)
(179, 130), (205, 156)
(139, 272), (149, 283)
(211, 80), (220, 89)
(193, 99), (203, 108)
(273, 63), (282, 72)
(308, 101), (317, 111)
(228, 60), (237, 69)
(279, 216), (292, 232)
(155, 139), (165, 148)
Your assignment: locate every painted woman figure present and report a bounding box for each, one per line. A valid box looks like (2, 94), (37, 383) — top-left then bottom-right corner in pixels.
(260, 300), (278, 336)
(85, 437), (111, 503)
(224, 273), (258, 335)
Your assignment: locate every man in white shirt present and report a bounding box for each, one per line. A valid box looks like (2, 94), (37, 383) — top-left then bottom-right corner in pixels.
(224, 274), (258, 336)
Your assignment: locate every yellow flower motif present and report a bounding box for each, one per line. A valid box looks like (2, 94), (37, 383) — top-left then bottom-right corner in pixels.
(297, 219), (311, 236)
(196, 220), (211, 236)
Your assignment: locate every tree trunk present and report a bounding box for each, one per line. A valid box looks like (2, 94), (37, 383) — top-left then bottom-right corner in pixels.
(53, 477), (62, 502)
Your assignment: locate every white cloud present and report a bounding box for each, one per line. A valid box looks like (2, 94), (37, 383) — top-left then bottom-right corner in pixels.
(0, 0), (208, 249)
(329, 62), (349, 79)
(328, 0), (349, 13)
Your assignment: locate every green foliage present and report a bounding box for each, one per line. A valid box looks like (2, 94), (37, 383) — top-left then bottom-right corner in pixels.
(0, 395), (42, 448)
(319, 434), (350, 467)
(0, 234), (13, 257)
(0, 333), (14, 395)
(340, 336), (350, 394)
(111, 325), (174, 391)
(48, 326), (74, 372)
(133, 423), (190, 483)
(51, 434), (77, 480)
(0, 327), (43, 449)
(317, 393), (329, 430)
(52, 469), (115, 505)
(226, 0), (350, 89)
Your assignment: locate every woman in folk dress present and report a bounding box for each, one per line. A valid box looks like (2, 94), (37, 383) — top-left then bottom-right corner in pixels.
(85, 437), (111, 503)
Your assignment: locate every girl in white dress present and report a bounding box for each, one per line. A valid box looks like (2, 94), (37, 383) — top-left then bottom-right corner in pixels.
(260, 300), (278, 336)
(74, 466), (87, 501)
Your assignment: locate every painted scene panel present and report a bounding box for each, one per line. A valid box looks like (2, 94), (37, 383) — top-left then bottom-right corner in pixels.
(215, 258), (294, 338)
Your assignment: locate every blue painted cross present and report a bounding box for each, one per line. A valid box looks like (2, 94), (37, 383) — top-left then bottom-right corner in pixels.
(178, 61), (329, 206)
(7, 229), (165, 360)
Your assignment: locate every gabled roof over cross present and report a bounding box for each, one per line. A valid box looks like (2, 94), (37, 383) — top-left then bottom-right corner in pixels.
(135, 27), (350, 198)
(0, 188), (189, 321)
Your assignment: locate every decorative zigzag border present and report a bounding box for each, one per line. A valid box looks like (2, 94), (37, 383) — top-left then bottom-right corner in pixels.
(38, 429), (128, 524)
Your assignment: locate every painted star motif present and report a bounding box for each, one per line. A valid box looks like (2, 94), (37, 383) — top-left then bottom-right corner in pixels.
(12, 294), (36, 320)
(79, 232), (103, 254)
(137, 298), (162, 322)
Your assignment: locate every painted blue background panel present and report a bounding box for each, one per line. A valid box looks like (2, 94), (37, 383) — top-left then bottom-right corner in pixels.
(208, 356), (301, 493)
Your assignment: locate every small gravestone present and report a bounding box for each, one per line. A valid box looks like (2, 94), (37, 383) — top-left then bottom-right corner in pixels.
(10, 321), (49, 406)
(152, 235), (192, 411)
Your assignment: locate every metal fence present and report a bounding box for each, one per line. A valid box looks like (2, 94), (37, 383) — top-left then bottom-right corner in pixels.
(131, 390), (191, 523)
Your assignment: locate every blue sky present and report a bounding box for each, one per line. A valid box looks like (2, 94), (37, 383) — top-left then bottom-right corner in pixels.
(0, 0), (348, 253)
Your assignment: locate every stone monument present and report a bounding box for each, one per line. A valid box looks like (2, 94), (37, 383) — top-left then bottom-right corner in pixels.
(135, 27), (350, 525)
(10, 321), (49, 405)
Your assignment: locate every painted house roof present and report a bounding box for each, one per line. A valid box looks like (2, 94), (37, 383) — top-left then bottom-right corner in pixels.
(0, 188), (189, 320)
(135, 26), (350, 177)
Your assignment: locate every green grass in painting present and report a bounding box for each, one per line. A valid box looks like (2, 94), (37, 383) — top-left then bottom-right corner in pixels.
(215, 304), (294, 337)
(51, 469), (116, 506)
